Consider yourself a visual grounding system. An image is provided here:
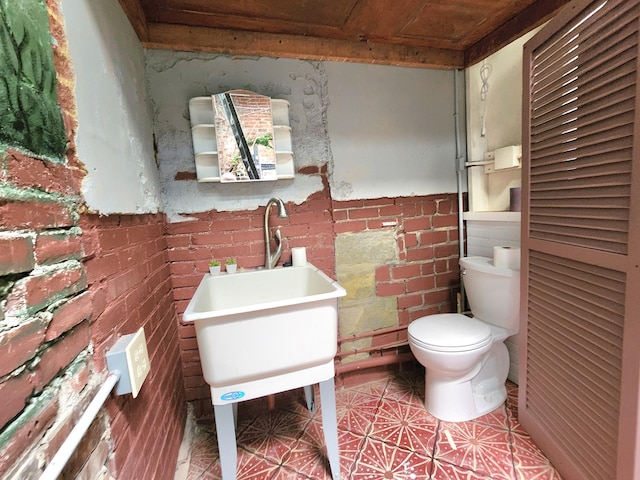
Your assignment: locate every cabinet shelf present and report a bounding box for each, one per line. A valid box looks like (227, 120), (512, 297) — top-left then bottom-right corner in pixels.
(189, 95), (294, 183)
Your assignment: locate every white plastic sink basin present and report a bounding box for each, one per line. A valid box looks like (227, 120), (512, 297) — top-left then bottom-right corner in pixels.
(182, 263), (346, 404)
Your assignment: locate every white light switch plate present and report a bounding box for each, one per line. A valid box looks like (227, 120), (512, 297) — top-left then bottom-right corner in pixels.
(125, 328), (150, 398)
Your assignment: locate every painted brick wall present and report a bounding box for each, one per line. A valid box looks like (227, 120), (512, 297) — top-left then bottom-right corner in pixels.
(0, 2), (185, 479)
(167, 167), (461, 418)
(169, 172), (336, 418)
(81, 214), (186, 479)
(333, 194), (461, 323)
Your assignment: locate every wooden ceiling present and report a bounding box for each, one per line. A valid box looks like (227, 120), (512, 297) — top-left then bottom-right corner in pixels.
(118, 0), (571, 69)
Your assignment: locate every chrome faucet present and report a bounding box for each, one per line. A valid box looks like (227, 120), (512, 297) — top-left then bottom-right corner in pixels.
(264, 197), (289, 269)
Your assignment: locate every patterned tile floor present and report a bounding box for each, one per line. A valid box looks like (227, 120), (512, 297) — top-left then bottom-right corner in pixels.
(178, 371), (562, 479)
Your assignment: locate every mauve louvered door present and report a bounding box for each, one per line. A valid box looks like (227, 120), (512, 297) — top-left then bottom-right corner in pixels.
(520, 0), (640, 479)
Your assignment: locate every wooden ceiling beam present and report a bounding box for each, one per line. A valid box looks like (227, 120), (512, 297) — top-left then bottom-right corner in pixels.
(143, 23), (465, 69)
(464, 0), (570, 66)
(117, 0), (149, 41)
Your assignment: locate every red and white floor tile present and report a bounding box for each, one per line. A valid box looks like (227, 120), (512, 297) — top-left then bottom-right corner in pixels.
(179, 372), (562, 479)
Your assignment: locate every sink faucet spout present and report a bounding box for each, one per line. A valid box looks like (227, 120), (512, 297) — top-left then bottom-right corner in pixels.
(264, 197), (289, 269)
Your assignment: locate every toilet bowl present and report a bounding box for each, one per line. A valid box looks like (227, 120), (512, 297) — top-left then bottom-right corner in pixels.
(408, 256), (520, 422)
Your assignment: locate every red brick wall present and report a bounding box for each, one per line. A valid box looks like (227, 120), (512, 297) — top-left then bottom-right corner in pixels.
(82, 214), (186, 479)
(167, 167), (461, 419)
(0, 2), (185, 478)
(333, 194), (462, 324)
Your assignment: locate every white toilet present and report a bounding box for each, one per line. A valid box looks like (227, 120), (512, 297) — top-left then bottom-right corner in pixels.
(408, 255), (520, 422)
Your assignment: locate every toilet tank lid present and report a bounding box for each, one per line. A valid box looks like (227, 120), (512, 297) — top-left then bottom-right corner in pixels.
(460, 256), (518, 277)
(408, 314), (491, 350)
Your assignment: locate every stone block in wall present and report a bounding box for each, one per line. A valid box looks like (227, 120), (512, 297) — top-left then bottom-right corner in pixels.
(336, 230), (400, 360)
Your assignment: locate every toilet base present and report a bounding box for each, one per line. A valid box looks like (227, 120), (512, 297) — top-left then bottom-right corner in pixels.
(423, 342), (509, 422)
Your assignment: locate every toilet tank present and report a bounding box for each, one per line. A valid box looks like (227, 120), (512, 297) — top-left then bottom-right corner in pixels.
(460, 256), (520, 331)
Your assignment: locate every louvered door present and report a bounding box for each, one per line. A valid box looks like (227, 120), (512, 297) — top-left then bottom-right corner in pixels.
(520, 0), (640, 479)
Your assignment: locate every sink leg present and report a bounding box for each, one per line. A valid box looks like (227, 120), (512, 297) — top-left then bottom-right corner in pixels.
(214, 403), (237, 480)
(319, 378), (341, 480)
(304, 384), (315, 413)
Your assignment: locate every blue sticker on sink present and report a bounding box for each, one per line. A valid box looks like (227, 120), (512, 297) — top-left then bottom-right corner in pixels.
(221, 391), (245, 401)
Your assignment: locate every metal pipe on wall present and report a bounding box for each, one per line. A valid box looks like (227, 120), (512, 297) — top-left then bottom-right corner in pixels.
(454, 68), (467, 313)
(39, 372), (121, 480)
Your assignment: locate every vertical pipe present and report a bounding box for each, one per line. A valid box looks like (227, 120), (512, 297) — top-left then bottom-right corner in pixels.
(453, 69), (467, 313)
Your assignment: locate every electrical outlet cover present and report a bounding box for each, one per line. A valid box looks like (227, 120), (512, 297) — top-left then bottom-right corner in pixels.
(125, 328), (150, 398)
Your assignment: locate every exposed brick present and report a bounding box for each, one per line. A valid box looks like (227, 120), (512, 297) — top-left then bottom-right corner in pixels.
(0, 392), (58, 478)
(379, 204), (403, 216)
(35, 230), (84, 265)
(406, 276), (436, 293)
(434, 243), (459, 258)
(0, 199), (75, 230)
(420, 230), (449, 246)
(33, 321), (90, 392)
(421, 201), (437, 216)
(45, 291), (93, 341)
(437, 198), (454, 214)
(0, 370), (35, 430)
(435, 270), (460, 288)
(348, 207), (379, 220)
(0, 234), (35, 275)
(403, 217), (432, 232)
(174, 171), (197, 181)
(5, 150), (76, 195)
(424, 289), (454, 306)
(5, 263), (86, 316)
(401, 202), (418, 217)
(333, 199), (363, 209)
(334, 220), (367, 234)
(397, 293), (424, 309)
(391, 264), (421, 280)
(433, 214), (458, 228)
(0, 317), (47, 377)
(405, 246), (434, 262)
(191, 232), (231, 245)
(376, 281), (405, 297)
(375, 266), (391, 282)
(165, 219), (210, 235)
(332, 210), (348, 221)
(212, 217), (252, 232)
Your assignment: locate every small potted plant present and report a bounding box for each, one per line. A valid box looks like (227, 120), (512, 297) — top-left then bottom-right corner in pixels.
(208, 259), (221, 275)
(225, 257), (237, 274)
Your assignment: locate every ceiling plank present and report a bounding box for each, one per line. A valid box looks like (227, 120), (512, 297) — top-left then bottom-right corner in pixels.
(117, 0), (149, 41)
(143, 23), (465, 69)
(465, 0), (570, 66)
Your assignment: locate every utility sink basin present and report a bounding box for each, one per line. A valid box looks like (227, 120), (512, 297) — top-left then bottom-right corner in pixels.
(182, 263), (346, 404)
(183, 263), (346, 480)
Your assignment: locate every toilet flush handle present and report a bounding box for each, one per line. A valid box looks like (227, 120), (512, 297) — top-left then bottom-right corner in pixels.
(461, 268), (467, 275)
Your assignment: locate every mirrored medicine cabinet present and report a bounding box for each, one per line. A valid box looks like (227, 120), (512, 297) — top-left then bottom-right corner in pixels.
(189, 90), (294, 183)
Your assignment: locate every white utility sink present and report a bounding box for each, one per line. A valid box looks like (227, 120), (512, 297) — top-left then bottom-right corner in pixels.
(183, 263), (346, 402)
(182, 263), (346, 480)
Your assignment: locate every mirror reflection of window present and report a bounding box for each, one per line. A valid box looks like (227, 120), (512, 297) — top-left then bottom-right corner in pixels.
(213, 90), (276, 182)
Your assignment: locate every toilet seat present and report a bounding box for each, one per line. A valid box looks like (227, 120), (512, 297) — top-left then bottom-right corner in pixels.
(408, 314), (492, 352)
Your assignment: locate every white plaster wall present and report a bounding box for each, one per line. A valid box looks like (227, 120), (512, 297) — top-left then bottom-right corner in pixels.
(61, 0), (161, 214)
(145, 52), (329, 221)
(326, 63), (458, 200)
(145, 52), (461, 221)
(466, 29), (540, 162)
